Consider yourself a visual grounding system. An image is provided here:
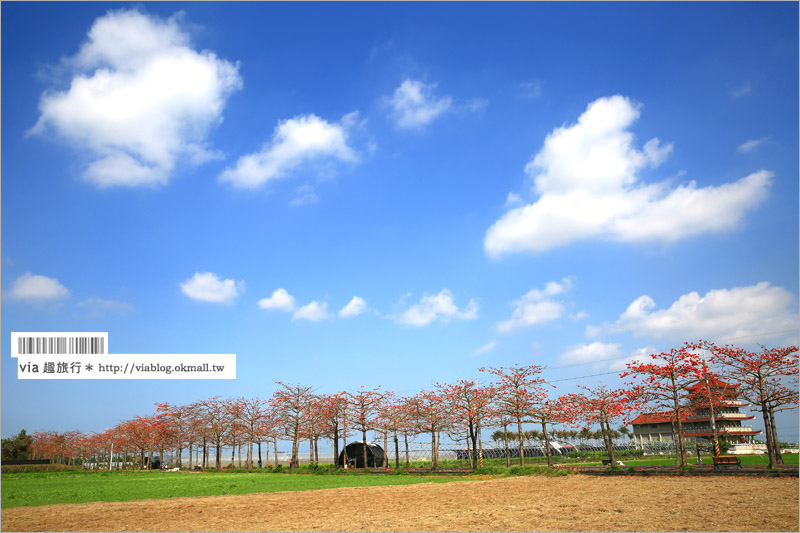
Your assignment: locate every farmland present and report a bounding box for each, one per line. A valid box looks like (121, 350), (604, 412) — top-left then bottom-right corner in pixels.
(1, 473), (798, 532)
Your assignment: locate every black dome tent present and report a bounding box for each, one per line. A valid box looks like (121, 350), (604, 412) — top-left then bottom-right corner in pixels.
(337, 441), (385, 468)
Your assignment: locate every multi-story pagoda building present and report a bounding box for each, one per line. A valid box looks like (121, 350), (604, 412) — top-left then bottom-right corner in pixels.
(630, 377), (762, 449)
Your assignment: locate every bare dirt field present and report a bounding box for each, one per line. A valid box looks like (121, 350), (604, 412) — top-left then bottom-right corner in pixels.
(2, 475), (798, 532)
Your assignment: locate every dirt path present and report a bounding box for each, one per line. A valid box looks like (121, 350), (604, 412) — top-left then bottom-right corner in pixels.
(2, 475), (798, 532)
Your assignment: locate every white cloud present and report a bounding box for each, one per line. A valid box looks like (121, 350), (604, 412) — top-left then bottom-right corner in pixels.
(293, 301), (332, 322)
(289, 185), (320, 207)
(591, 282), (798, 342)
(496, 278), (574, 333)
(484, 95), (771, 257)
(78, 298), (134, 317)
(7, 273), (69, 302)
(29, 9), (242, 187)
(386, 79), (453, 130)
(469, 341), (497, 358)
(737, 136), (770, 153)
(219, 113), (359, 189)
(559, 342), (622, 367)
(180, 272), (242, 304)
(257, 288), (296, 312)
(518, 80), (543, 99)
(505, 192), (523, 207)
(339, 296), (367, 318)
(393, 289), (478, 327)
(730, 81), (752, 99)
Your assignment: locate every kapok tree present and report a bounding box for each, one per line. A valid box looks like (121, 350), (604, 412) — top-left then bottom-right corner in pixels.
(407, 389), (451, 469)
(622, 343), (715, 467)
(558, 384), (634, 466)
(346, 386), (384, 468)
(708, 343), (798, 467)
(271, 382), (315, 470)
(317, 393), (349, 467)
(436, 379), (496, 469)
(196, 396), (230, 470)
(236, 397), (269, 469)
(479, 364), (548, 466)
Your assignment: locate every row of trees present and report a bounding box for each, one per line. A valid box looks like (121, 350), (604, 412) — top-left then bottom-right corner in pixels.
(26, 342), (797, 470)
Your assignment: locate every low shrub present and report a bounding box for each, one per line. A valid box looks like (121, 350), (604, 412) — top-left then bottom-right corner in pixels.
(1, 464), (81, 474)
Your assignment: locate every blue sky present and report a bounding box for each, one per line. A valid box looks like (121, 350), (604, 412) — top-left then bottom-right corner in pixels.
(2, 2), (798, 442)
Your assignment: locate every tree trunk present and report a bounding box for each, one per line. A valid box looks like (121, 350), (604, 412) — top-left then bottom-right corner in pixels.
(394, 433), (400, 469)
(760, 398), (777, 468)
(273, 436), (278, 467)
(430, 430), (436, 470)
(516, 418), (525, 465)
(503, 423), (510, 467)
(767, 405), (783, 465)
(404, 433), (410, 467)
(362, 428), (369, 468)
(541, 421), (553, 468)
(383, 432), (388, 468)
(333, 425), (340, 468)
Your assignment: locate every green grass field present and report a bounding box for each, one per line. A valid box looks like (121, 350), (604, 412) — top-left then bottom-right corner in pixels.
(3, 454), (795, 509)
(0, 469), (483, 509)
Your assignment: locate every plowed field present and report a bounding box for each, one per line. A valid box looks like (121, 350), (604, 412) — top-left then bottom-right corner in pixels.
(2, 475), (797, 532)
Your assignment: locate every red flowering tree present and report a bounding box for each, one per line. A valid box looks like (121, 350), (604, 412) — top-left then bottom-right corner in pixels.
(346, 386), (385, 468)
(558, 384), (634, 466)
(622, 343), (716, 467)
(708, 343), (799, 467)
(317, 392), (349, 466)
(436, 379), (495, 469)
(271, 382), (315, 470)
(407, 389), (451, 469)
(479, 364), (548, 465)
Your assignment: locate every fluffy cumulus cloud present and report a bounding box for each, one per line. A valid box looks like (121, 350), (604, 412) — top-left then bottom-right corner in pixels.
(29, 9), (242, 187)
(496, 278), (575, 333)
(180, 272), (242, 304)
(393, 289), (478, 327)
(7, 273), (70, 302)
(293, 301), (332, 322)
(386, 79), (453, 130)
(590, 282), (798, 342)
(484, 95), (772, 257)
(339, 296), (367, 318)
(219, 113), (360, 189)
(257, 288), (296, 312)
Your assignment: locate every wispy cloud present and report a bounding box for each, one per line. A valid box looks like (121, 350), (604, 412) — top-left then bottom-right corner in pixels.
(497, 278), (575, 333)
(730, 81), (752, 99)
(220, 112), (361, 189)
(385, 79), (453, 130)
(737, 136), (770, 153)
(469, 341), (497, 358)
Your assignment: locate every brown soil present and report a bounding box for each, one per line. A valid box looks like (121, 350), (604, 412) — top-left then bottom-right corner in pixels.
(2, 475), (798, 532)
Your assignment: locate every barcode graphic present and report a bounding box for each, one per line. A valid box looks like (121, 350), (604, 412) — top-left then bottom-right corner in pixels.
(17, 336), (105, 355)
